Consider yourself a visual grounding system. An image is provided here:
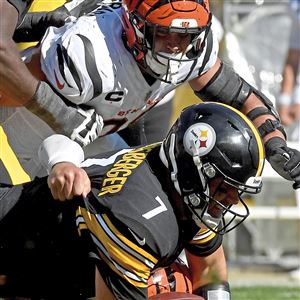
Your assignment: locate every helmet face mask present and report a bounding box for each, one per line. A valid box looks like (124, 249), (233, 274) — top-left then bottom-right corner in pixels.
(183, 176), (251, 234)
(123, 0), (212, 83)
(160, 102), (265, 234)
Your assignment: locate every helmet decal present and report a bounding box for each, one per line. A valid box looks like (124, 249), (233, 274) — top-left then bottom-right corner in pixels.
(171, 19), (198, 28)
(183, 123), (216, 157)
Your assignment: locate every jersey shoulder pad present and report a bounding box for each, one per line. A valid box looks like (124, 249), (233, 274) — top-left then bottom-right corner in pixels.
(189, 28), (219, 80)
(40, 16), (115, 104)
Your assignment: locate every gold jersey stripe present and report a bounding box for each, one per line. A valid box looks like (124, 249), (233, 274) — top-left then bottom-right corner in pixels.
(191, 228), (216, 245)
(77, 207), (157, 284)
(92, 241), (148, 288)
(102, 214), (157, 264)
(0, 126), (31, 184)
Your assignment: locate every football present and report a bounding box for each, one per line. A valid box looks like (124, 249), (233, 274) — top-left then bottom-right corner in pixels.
(149, 292), (205, 300)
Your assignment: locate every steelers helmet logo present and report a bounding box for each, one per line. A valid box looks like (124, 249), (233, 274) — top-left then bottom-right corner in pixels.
(183, 123), (216, 156)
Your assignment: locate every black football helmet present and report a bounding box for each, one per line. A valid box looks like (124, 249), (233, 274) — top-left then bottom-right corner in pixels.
(159, 102), (265, 234)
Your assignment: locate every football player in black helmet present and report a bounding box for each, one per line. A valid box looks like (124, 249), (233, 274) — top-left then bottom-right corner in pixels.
(0, 103), (264, 300)
(159, 102), (264, 234)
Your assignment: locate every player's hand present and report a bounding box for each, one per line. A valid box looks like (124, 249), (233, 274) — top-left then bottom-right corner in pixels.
(71, 108), (104, 146)
(283, 147), (300, 189)
(265, 137), (300, 189)
(14, 0), (103, 42)
(48, 162), (91, 201)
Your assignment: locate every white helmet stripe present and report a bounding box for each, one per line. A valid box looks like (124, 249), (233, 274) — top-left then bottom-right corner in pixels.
(168, 133), (182, 195)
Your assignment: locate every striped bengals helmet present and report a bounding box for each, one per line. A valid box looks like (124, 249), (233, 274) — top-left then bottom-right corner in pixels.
(122, 0), (212, 83)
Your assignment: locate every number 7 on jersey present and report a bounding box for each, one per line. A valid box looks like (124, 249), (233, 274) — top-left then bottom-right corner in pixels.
(142, 196), (167, 219)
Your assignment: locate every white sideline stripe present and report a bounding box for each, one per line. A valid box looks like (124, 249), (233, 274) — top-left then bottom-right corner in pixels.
(230, 206), (300, 220)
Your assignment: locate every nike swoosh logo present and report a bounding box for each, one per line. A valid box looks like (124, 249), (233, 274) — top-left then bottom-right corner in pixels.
(54, 70), (65, 90)
(128, 228), (146, 246)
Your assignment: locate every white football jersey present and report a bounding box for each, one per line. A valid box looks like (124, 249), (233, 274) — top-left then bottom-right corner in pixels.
(40, 6), (219, 136)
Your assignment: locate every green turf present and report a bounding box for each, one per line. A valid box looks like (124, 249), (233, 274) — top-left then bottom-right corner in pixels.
(232, 286), (300, 300)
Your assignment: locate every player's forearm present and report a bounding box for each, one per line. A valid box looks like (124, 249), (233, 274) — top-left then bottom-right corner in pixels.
(186, 246), (231, 299)
(278, 49), (300, 105)
(0, 1), (39, 106)
(281, 63), (296, 96)
(242, 93), (286, 144)
(0, 43), (38, 105)
(191, 60), (287, 145)
(38, 134), (84, 173)
(185, 246), (228, 289)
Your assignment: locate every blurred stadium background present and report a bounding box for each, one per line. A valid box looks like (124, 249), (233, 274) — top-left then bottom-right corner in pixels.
(10, 0), (300, 299)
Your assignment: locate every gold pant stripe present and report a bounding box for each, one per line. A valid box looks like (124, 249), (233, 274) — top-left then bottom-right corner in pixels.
(0, 126), (31, 184)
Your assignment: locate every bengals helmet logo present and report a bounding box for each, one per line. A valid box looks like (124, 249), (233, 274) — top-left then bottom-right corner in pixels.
(181, 21), (190, 28)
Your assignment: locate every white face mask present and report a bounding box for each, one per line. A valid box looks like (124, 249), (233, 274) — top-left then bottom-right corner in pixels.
(145, 49), (185, 83)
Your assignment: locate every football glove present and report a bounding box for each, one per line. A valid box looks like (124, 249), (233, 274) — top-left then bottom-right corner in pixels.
(194, 282), (231, 300)
(265, 137), (300, 189)
(14, 0), (102, 42)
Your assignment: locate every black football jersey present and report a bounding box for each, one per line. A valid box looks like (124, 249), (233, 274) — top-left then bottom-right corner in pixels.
(0, 144), (222, 299)
(76, 144), (222, 299)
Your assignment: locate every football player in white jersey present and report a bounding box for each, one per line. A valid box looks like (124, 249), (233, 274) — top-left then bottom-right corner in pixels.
(1, 0), (300, 189)
(22, 0), (300, 189)
(0, 0), (116, 185)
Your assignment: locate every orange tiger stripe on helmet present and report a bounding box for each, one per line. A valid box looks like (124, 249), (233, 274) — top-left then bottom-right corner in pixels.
(144, 2), (210, 27)
(125, 0), (210, 27)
